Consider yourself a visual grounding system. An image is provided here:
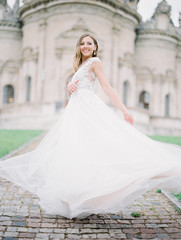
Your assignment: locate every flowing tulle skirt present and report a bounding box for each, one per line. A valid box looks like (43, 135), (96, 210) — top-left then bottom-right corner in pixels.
(0, 88), (181, 219)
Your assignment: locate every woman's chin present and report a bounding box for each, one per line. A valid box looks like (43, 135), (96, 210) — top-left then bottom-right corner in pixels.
(81, 53), (93, 58)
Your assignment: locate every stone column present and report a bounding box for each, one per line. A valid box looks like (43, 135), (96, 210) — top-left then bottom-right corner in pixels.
(176, 53), (181, 117)
(38, 19), (47, 103)
(110, 26), (120, 89)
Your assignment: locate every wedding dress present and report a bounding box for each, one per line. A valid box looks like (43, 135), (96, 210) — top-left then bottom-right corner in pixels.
(0, 57), (181, 220)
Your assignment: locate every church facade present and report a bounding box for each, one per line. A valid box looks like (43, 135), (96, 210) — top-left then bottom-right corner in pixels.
(0, 0), (181, 134)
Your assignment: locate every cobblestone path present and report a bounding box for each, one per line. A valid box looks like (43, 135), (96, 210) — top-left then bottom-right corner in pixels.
(0, 135), (181, 239)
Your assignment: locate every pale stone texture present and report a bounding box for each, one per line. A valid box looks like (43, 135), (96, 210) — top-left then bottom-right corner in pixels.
(0, 0), (181, 135)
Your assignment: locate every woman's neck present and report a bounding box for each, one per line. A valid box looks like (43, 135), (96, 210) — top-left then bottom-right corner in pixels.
(81, 56), (92, 63)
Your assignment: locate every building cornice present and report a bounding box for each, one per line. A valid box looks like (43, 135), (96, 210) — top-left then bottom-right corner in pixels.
(0, 19), (21, 28)
(19, 0), (141, 24)
(137, 28), (180, 42)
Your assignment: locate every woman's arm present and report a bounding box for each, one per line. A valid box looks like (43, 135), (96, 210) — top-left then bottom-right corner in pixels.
(92, 61), (133, 125)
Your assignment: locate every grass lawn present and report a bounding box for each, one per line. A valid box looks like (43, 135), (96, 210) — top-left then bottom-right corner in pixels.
(0, 129), (45, 158)
(0, 130), (180, 158)
(148, 135), (181, 147)
(173, 192), (181, 202)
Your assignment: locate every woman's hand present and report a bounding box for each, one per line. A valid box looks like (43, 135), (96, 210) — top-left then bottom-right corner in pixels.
(123, 111), (134, 125)
(68, 80), (79, 95)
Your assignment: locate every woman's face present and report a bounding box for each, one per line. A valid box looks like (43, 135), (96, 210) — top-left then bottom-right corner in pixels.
(80, 36), (96, 58)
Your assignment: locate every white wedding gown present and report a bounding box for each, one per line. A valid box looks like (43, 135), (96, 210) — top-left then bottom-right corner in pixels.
(0, 57), (181, 219)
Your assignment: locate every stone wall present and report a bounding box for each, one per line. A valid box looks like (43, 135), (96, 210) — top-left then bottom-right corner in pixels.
(0, 0), (181, 134)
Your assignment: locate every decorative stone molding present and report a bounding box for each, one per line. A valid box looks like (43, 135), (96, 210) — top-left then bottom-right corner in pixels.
(20, 0), (141, 24)
(150, 74), (177, 85)
(118, 52), (135, 69)
(124, 52), (134, 64)
(137, 67), (153, 75)
(137, 1), (180, 43)
(12, 0), (20, 18)
(166, 69), (174, 78)
(63, 17), (90, 38)
(136, 70), (177, 87)
(0, 60), (20, 74)
(160, 74), (177, 85)
(55, 48), (63, 59)
(72, 17), (89, 32)
(176, 52), (181, 61)
(0, 20), (21, 28)
(136, 67), (153, 83)
(153, 0), (171, 17)
(139, 22), (178, 36)
(112, 17), (121, 33)
(123, 0), (139, 11)
(55, 18), (104, 59)
(55, 18), (90, 59)
(136, 29), (180, 48)
(21, 47), (39, 63)
(0, 0), (8, 20)
(39, 20), (47, 32)
(0, 0), (21, 28)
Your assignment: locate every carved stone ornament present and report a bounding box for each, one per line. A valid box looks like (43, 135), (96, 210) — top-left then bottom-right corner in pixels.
(12, 0), (20, 18)
(137, 0), (179, 39)
(0, 60), (20, 74)
(118, 52), (135, 69)
(149, 0), (174, 28)
(154, 0), (171, 16)
(55, 48), (63, 59)
(55, 17), (103, 59)
(21, 47), (39, 62)
(0, 0), (21, 28)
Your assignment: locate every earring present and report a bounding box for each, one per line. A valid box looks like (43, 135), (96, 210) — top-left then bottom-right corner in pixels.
(93, 50), (96, 56)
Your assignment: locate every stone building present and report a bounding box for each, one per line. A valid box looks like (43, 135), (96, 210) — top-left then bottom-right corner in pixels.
(0, 0), (181, 134)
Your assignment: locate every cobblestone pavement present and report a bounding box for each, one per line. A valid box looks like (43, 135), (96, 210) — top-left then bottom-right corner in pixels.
(0, 136), (181, 239)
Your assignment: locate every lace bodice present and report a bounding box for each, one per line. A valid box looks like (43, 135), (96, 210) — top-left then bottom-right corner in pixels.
(71, 57), (101, 92)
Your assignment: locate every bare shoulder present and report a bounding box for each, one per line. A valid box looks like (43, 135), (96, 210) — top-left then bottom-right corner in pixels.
(90, 57), (101, 63)
(91, 57), (103, 71)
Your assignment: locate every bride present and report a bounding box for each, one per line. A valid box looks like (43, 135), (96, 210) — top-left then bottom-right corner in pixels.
(0, 33), (181, 220)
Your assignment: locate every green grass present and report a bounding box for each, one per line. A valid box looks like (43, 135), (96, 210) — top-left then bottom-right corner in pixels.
(148, 135), (181, 147)
(0, 129), (45, 158)
(172, 193), (181, 213)
(131, 212), (141, 217)
(150, 207), (156, 211)
(0, 132), (180, 159)
(174, 205), (181, 213)
(172, 192), (181, 202)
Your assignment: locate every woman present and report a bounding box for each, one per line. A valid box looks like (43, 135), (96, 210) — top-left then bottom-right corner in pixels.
(68, 33), (133, 125)
(0, 33), (181, 220)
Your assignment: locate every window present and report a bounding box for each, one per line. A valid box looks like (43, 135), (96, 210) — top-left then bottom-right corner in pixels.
(139, 91), (150, 109)
(165, 94), (170, 116)
(3, 85), (14, 105)
(26, 76), (31, 102)
(123, 81), (129, 105)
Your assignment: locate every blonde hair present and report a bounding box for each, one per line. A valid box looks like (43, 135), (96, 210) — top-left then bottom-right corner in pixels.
(73, 33), (98, 72)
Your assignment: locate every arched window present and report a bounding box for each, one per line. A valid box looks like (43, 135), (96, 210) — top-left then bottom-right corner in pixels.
(3, 85), (14, 105)
(165, 94), (170, 116)
(123, 81), (129, 105)
(139, 91), (150, 109)
(26, 76), (31, 102)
